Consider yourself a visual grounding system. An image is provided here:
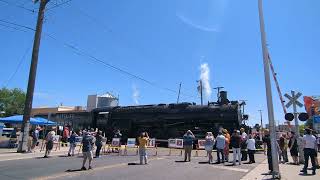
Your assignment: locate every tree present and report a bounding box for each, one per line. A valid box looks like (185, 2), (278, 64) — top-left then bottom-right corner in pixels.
(0, 88), (26, 117)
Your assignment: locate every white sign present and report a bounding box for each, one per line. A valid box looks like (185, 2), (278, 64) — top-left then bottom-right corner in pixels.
(111, 138), (120, 147)
(175, 139), (184, 149)
(197, 139), (206, 150)
(285, 91), (303, 108)
(314, 116), (320, 132)
(168, 139), (176, 148)
(52, 135), (60, 143)
(127, 138), (136, 148)
(147, 138), (156, 148)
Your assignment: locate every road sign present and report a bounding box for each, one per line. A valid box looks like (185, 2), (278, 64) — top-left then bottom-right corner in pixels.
(314, 116), (320, 132)
(285, 92), (303, 108)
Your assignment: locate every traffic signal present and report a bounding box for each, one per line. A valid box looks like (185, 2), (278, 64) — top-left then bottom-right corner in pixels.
(298, 113), (309, 122)
(285, 113), (294, 121)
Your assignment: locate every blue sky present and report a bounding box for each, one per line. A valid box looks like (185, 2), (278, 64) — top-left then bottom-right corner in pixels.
(0, 0), (319, 126)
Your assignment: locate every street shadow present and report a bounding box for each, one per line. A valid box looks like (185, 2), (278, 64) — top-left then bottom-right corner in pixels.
(65, 169), (83, 172)
(225, 164), (235, 166)
(175, 160), (188, 163)
(128, 163), (141, 165)
(58, 155), (69, 158)
(35, 156), (51, 159)
(261, 173), (272, 176)
(198, 161), (210, 164)
(299, 173), (315, 176)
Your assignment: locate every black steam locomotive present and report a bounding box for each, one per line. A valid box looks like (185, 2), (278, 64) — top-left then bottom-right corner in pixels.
(91, 91), (243, 141)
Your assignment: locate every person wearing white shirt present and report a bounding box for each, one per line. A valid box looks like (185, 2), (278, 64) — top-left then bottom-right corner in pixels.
(301, 128), (317, 175)
(246, 135), (256, 164)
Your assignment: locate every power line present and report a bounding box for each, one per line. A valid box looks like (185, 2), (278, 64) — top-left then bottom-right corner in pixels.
(0, 19), (197, 100)
(46, 0), (73, 11)
(2, 46), (32, 88)
(0, 19), (35, 31)
(0, 0), (35, 13)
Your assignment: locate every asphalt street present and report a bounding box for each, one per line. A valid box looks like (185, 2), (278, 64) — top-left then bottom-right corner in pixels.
(0, 149), (266, 180)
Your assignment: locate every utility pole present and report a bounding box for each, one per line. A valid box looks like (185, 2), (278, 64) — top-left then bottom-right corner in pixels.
(17, 0), (49, 153)
(177, 82), (181, 104)
(200, 80), (203, 105)
(258, 0), (280, 178)
(259, 110), (263, 141)
(213, 86), (224, 102)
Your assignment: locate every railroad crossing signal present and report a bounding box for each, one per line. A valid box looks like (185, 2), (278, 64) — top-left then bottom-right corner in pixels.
(284, 92), (303, 108)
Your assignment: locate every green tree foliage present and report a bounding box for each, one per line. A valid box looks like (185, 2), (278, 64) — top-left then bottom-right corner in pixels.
(0, 88), (26, 117)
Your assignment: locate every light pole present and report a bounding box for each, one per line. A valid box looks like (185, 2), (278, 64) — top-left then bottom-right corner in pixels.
(259, 110), (263, 141)
(258, 0), (280, 178)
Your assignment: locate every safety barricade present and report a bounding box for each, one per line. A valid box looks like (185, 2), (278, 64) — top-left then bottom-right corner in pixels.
(147, 138), (157, 156)
(107, 138), (122, 156)
(123, 138), (138, 156)
(194, 139), (207, 157)
(40, 135), (61, 152)
(75, 136), (83, 155)
(168, 139), (183, 156)
(101, 138), (108, 154)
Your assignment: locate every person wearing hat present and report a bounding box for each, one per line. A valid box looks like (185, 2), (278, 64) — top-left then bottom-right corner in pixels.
(183, 130), (195, 162)
(44, 127), (56, 158)
(204, 132), (215, 164)
(81, 131), (95, 170)
(300, 128), (317, 175)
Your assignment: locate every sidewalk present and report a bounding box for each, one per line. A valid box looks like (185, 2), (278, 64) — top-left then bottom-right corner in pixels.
(0, 146), (70, 162)
(241, 159), (320, 180)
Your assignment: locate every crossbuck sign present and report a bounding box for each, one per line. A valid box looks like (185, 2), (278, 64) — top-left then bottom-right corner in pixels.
(284, 91), (303, 108)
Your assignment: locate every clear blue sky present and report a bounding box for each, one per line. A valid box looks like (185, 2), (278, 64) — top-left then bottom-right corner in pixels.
(0, 0), (319, 126)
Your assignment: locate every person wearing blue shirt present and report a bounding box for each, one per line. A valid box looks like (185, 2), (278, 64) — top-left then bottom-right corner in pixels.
(183, 130), (195, 162)
(68, 131), (78, 156)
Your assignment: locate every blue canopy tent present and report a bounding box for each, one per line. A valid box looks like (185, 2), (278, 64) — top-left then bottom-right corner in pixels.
(0, 115), (57, 126)
(34, 117), (57, 126)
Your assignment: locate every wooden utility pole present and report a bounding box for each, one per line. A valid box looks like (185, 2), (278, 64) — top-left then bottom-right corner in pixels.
(17, 0), (49, 152)
(200, 80), (203, 105)
(177, 82), (181, 104)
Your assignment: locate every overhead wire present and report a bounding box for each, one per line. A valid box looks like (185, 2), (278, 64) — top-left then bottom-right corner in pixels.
(46, 0), (73, 11)
(1, 46), (32, 88)
(0, 19), (197, 100)
(64, 3), (199, 100)
(0, 0), (36, 13)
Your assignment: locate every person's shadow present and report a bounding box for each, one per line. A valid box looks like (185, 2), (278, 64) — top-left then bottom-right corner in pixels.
(65, 169), (83, 172)
(175, 160), (189, 163)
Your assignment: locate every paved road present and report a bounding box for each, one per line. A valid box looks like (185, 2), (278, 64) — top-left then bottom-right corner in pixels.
(0, 149), (266, 180)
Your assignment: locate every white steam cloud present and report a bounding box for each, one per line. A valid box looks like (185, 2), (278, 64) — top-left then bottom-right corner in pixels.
(132, 84), (140, 105)
(200, 63), (212, 99)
